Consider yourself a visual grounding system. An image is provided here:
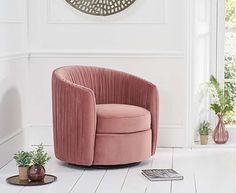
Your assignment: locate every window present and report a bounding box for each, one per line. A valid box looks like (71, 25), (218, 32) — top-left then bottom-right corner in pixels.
(224, 0), (236, 125)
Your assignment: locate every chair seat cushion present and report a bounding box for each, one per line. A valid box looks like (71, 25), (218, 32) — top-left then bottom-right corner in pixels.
(96, 104), (151, 134)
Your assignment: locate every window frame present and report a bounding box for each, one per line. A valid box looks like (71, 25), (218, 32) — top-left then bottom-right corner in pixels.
(215, 0), (236, 127)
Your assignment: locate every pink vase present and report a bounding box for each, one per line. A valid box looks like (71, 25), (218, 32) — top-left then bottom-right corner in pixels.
(212, 115), (229, 144)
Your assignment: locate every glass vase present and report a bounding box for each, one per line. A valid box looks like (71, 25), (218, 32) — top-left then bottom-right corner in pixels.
(212, 115), (229, 144)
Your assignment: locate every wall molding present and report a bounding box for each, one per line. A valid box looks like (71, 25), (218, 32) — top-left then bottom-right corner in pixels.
(0, 52), (29, 61)
(0, 19), (25, 24)
(0, 0), (27, 24)
(29, 50), (185, 59)
(0, 51), (184, 60)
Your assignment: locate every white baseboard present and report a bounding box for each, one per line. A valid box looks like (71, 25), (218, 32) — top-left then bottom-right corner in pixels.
(0, 130), (24, 168)
(157, 128), (187, 147)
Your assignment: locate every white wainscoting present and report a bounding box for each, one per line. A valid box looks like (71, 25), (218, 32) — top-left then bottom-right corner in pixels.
(47, 0), (166, 24)
(0, 0), (28, 53)
(0, 0), (191, 148)
(0, 53), (29, 167)
(0, 0), (26, 23)
(28, 50), (188, 147)
(29, 0), (186, 54)
(0, 0), (28, 167)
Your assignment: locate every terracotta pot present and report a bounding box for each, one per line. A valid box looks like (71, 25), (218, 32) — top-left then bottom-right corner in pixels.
(200, 135), (208, 145)
(18, 166), (29, 181)
(213, 115), (229, 144)
(28, 165), (45, 181)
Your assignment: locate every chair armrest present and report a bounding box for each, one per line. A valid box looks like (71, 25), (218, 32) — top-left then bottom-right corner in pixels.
(127, 75), (159, 155)
(52, 71), (96, 165)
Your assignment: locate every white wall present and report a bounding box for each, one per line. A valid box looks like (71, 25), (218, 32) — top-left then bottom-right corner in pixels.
(27, 0), (190, 147)
(29, 0), (186, 51)
(0, 0), (28, 167)
(0, 0), (225, 153)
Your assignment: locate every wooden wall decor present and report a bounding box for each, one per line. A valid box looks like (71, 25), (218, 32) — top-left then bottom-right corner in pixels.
(65, 0), (136, 16)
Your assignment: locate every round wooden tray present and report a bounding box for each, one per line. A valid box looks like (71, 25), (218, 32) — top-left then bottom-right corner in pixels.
(6, 174), (57, 186)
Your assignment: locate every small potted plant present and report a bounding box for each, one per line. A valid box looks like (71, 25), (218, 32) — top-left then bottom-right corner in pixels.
(28, 144), (51, 181)
(13, 151), (33, 180)
(198, 121), (211, 145)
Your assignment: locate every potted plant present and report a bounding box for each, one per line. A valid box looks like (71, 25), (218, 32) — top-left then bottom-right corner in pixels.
(207, 75), (235, 144)
(13, 151), (33, 180)
(198, 121), (211, 145)
(28, 144), (51, 181)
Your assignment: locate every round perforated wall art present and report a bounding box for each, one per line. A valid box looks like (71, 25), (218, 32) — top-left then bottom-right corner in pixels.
(65, 0), (136, 16)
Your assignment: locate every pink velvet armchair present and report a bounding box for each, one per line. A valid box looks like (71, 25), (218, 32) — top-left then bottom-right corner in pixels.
(52, 66), (158, 166)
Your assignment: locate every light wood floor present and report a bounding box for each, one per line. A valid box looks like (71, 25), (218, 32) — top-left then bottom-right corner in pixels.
(0, 147), (235, 193)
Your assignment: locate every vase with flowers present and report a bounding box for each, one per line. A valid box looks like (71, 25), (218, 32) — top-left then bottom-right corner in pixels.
(28, 144), (51, 181)
(207, 75), (235, 144)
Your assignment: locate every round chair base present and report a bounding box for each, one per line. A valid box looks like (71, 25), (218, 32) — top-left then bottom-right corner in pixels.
(69, 162), (140, 169)
(92, 162), (140, 169)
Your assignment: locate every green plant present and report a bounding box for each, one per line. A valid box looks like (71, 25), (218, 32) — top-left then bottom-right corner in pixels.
(207, 75), (235, 117)
(225, 0), (236, 29)
(13, 151), (33, 167)
(198, 121), (211, 135)
(32, 144), (51, 165)
(224, 0), (236, 124)
(224, 33), (236, 124)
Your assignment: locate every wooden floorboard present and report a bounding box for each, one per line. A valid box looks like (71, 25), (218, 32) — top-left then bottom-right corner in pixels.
(172, 148), (197, 193)
(0, 147), (235, 193)
(70, 169), (107, 193)
(193, 148), (236, 193)
(145, 148), (173, 193)
(0, 160), (23, 193)
(120, 158), (152, 193)
(95, 167), (129, 193)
